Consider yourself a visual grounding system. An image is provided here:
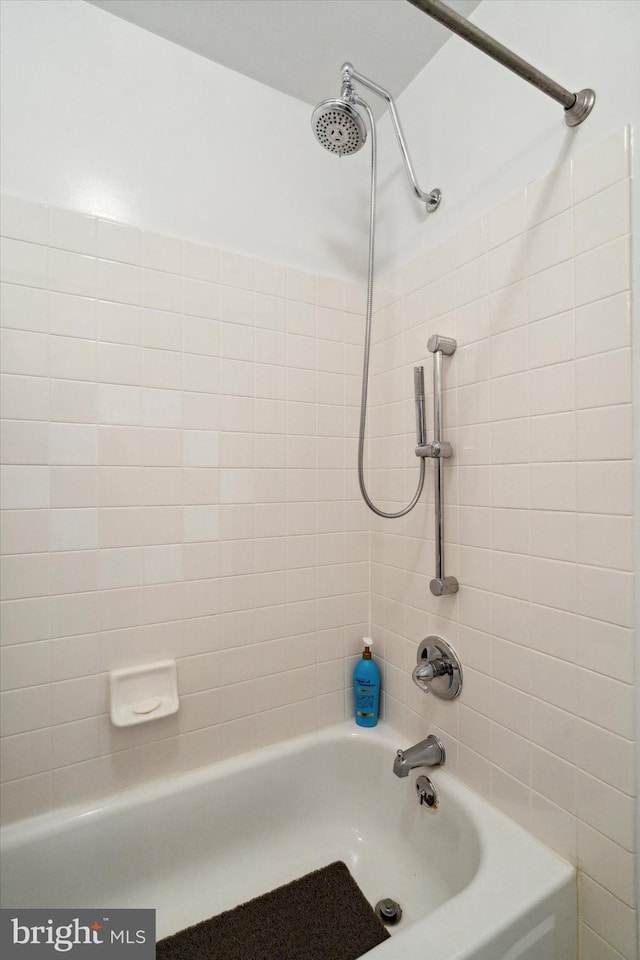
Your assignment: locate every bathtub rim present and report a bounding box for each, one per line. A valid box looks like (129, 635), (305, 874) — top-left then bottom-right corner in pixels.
(2, 721), (408, 840)
(0, 719), (576, 960)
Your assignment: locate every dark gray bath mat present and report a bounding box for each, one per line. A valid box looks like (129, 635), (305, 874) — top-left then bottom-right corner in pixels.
(156, 860), (390, 960)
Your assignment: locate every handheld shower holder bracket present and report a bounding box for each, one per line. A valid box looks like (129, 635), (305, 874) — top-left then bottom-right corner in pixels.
(415, 440), (452, 459)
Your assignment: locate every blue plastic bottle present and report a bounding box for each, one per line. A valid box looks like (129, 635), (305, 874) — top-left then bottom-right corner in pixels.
(353, 638), (380, 727)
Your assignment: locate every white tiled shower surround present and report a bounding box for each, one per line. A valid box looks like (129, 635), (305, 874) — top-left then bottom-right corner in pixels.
(368, 126), (636, 959)
(0, 126), (636, 959)
(0, 197), (371, 817)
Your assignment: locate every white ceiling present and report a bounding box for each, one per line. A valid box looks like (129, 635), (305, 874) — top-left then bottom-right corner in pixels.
(87, 0), (481, 115)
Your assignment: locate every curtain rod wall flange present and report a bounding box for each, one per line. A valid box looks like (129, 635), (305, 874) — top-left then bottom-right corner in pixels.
(407, 0), (595, 127)
(564, 88), (596, 127)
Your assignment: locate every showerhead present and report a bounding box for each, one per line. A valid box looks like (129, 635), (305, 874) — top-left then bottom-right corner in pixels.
(312, 62), (441, 212)
(311, 98), (367, 156)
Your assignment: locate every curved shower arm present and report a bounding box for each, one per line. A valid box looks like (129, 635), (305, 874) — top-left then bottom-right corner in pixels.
(342, 62), (441, 212)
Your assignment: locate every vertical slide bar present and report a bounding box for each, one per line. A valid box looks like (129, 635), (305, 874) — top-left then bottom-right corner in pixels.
(432, 349), (444, 581)
(427, 335), (458, 597)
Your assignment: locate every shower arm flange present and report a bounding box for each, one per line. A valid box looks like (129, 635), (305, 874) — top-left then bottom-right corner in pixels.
(342, 62), (441, 212)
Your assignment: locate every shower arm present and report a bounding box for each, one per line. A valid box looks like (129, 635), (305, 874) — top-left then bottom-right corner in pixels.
(341, 63), (441, 212)
(406, 0), (595, 127)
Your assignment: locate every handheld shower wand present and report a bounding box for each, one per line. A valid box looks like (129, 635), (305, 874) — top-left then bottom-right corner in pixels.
(414, 365), (427, 448)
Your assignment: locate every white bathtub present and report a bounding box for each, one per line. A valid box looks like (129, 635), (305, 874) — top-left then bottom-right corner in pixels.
(1, 721), (575, 959)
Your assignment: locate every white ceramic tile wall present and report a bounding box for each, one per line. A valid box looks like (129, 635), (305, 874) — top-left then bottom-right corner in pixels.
(0, 196), (371, 822)
(0, 128), (636, 960)
(368, 128), (636, 959)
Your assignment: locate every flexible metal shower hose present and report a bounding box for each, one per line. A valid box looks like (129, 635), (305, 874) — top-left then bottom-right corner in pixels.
(355, 97), (425, 518)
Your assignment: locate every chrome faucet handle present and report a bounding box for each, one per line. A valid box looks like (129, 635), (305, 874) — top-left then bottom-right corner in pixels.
(412, 636), (463, 700)
(413, 658), (449, 684)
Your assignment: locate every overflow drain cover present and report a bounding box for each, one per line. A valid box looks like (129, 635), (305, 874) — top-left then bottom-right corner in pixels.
(374, 898), (402, 925)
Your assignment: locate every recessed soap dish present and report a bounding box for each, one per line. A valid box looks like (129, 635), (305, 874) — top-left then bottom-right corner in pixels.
(109, 660), (179, 727)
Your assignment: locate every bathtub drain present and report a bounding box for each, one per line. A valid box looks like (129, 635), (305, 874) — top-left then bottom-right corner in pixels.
(374, 898), (402, 925)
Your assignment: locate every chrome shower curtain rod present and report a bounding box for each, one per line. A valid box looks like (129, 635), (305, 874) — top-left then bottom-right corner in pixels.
(407, 0), (595, 126)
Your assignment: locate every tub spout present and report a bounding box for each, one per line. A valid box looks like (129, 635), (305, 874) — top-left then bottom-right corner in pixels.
(393, 734), (446, 777)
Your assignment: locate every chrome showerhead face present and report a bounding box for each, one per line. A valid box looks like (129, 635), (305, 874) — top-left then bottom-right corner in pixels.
(311, 98), (367, 156)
